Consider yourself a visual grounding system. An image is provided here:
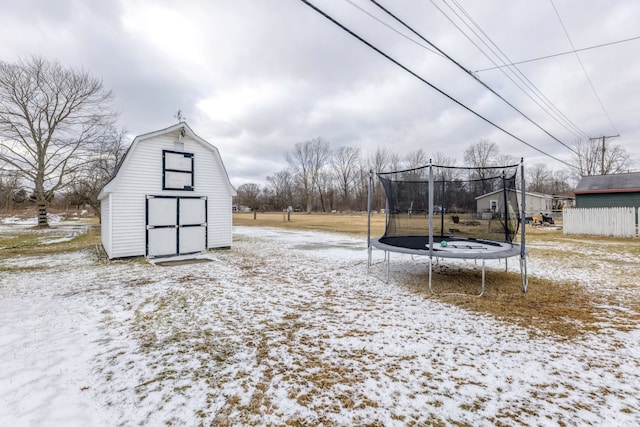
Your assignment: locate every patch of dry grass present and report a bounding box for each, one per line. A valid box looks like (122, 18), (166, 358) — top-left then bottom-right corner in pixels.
(404, 269), (605, 340)
(234, 211), (386, 236)
(236, 212), (640, 339)
(0, 220), (100, 259)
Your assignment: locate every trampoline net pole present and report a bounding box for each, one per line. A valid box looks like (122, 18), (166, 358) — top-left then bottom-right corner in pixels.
(440, 178), (445, 238)
(520, 158), (528, 293)
(520, 158), (526, 259)
(502, 171), (509, 243)
(428, 162), (434, 259)
(367, 170), (373, 250)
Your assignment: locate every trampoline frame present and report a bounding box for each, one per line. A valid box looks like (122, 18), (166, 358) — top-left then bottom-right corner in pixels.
(366, 160), (528, 296)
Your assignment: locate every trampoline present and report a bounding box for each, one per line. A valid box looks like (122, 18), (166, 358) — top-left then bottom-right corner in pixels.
(367, 161), (528, 296)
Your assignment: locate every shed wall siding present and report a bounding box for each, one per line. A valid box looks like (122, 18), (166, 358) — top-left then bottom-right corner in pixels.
(109, 132), (233, 258)
(576, 193), (640, 209)
(191, 137), (233, 248)
(101, 194), (112, 257)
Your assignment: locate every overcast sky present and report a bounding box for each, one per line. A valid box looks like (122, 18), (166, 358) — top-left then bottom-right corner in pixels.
(1, 0), (639, 186)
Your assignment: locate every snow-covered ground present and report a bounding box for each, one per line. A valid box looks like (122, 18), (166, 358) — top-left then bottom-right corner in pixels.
(0, 218), (638, 426)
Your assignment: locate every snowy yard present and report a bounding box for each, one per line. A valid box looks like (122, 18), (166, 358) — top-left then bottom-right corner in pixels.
(1, 216), (639, 426)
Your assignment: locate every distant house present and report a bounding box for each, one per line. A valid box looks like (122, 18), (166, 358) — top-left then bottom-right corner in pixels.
(98, 122), (236, 259)
(551, 192), (575, 211)
(232, 205), (251, 213)
(574, 172), (640, 208)
(476, 189), (553, 216)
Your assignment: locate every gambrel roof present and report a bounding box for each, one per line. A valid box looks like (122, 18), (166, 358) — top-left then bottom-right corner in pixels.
(98, 122), (235, 200)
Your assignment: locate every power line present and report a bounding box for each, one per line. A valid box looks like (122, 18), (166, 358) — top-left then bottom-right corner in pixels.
(550, 0), (620, 136)
(297, 0), (577, 169)
(366, 0), (579, 156)
(435, 0), (591, 141)
(343, 0), (444, 59)
(474, 35), (640, 73)
(433, 0), (590, 141)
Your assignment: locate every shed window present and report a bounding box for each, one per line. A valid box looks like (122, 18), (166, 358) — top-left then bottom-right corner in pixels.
(163, 150), (194, 191)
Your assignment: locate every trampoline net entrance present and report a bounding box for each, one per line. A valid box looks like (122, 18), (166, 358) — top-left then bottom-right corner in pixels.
(376, 163), (521, 248)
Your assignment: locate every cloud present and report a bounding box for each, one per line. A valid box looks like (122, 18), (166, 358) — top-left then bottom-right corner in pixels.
(1, 0), (639, 185)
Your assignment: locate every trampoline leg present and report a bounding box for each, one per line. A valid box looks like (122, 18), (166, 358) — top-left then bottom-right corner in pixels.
(480, 259), (486, 297)
(386, 251), (390, 282)
(428, 257), (433, 294)
(520, 256), (528, 293)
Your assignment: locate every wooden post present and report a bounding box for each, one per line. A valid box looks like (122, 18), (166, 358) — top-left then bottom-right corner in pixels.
(589, 134), (619, 175)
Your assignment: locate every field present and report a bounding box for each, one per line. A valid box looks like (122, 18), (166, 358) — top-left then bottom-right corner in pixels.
(235, 211), (640, 337)
(1, 210), (639, 425)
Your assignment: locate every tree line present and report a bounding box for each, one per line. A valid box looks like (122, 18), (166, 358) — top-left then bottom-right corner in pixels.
(0, 56), (634, 222)
(234, 137), (633, 213)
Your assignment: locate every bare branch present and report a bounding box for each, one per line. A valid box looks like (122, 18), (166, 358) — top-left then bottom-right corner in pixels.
(0, 56), (118, 225)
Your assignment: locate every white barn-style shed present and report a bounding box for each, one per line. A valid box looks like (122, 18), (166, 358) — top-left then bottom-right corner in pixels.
(98, 122), (236, 259)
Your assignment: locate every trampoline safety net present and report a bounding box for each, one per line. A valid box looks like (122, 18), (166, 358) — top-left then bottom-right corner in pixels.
(376, 163), (521, 249)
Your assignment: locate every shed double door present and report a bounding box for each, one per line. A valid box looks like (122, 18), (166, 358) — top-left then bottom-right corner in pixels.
(146, 195), (207, 258)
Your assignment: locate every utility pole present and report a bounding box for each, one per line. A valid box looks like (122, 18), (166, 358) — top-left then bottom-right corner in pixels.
(589, 134), (619, 175)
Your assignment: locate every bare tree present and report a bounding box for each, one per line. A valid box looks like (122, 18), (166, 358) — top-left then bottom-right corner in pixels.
(260, 186), (275, 211)
(316, 169), (334, 212)
(527, 163), (551, 193)
(70, 127), (128, 218)
(431, 151), (456, 167)
(0, 168), (23, 210)
(368, 146), (393, 210)
(571, 138), (632, 177)
(235, 183), (262, 211)
(572, 139), (600, 176)
(463, 139), (499, 194)
(550, 169), (575, 194)
(431, 151), (458, 181)
(235, 182), (263, 219)
(388, 152), (402, 172)
(331, 146), (360, 211)
(0, 56), (118, 226)
(266, 169), (295, 210)
(369, 146), (391, 174)
(405, 149), (428, 180)
(353, 164), (371, 211)
(463, 139), (499, 169)
(495, 153), (519, 166)
(286, 137), (330, 213)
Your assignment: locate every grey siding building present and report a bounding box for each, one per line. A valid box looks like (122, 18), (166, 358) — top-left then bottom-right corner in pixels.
(574, 172), (640, 208)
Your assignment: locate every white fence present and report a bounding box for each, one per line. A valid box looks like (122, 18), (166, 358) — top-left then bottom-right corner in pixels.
(563, 207), (638, 238)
